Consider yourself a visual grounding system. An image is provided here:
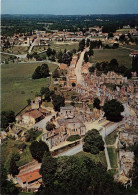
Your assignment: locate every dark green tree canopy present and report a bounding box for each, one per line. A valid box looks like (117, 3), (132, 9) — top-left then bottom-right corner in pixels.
(52, 94), (65, 111)
(103, 99), (124, 122)
(32, 64), (50, 79)
(46, 122), (56, 131)
(30, 140), (49, 162)
(93, 97), (101, 110)
(37, 155), (126, 195)
(1, 110), (15, 129)
(83, 129), (104, 154)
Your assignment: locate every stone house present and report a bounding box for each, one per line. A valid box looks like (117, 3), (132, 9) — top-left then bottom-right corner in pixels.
(60, 106), (75, 119)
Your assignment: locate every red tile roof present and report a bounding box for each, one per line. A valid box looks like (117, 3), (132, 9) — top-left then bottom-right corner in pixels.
(17, 169), (41, 183)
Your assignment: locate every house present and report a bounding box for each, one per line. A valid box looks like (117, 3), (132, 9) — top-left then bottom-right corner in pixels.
(59, 63), (68, 70)
(57, 117), (86, 136)
(31, 96), (41, 110)
(19, 110), (44, 125)
(60, 106), (75, 119)
(16, 161), (41, 191)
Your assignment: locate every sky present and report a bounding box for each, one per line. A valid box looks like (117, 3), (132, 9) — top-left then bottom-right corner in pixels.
(1, 0), (138, 15)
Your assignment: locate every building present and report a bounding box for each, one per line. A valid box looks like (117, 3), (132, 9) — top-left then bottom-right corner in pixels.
(16, 110), (44, 125)
(16, 161), (42, 191)
(60, 106), (75, 119)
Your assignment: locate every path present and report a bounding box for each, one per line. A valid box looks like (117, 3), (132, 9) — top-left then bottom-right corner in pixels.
(75, 48), (88, 85)
(0, 51), (27, 59)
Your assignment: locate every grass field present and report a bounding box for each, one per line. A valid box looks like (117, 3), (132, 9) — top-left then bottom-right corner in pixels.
(32, 41), (79, 53)
(76, 151), (107, 167)
(90, 48), (132, 68)
(105, 130), (118, 145)
(1, 139), (33, 170)
(107, 147), (118, 168)
(123, 44), (138, 50)
(1, 62), (58, 114)
(4, 46), (29, 55)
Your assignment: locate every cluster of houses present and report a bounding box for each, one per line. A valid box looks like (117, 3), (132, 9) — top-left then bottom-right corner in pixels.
(117, 127), (138, 186)
(1, 24), (138, 50)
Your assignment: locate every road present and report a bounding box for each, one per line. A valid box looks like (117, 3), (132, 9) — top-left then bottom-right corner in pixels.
(75, 49), (85, 85)
(0, 51), (27, 59)
(33, 111), (56, 130)
(56, 144), (83, 157)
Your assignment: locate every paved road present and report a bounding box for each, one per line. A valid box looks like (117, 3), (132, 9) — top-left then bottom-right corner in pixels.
(33, 112), (56, 130)
(56, 144), (83, 157)
(75, 50), (85, 85)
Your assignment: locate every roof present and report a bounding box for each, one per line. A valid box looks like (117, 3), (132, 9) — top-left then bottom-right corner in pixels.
(130, 52), (138, 55)
(17, 169), (41, 184)
(23, 110), (43, 119)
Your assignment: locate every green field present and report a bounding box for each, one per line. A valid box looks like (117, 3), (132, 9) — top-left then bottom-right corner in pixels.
(105, 130), (118, 145)
(4, 46), (29, 55)
(123, 45), (138, 50)
(1, 62), (58, 114)
(107, 147), (118, 168)
(90, 48), (132, 68)
(1, 139), (33, 170)
(32, 41), (79, 53)
(76, 151), (107, 167)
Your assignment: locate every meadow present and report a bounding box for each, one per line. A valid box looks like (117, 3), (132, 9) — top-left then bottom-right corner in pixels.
(32, 41), (79, 53)
(1, 62), (58, 114)
(89, 48), (132, 68)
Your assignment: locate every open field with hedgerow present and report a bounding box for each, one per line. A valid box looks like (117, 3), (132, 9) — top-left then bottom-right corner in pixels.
(1, 62), (58, 114)
(89, 48), (132, 68)
(3, 46), (29, 55)
(32, 41), (79, 53)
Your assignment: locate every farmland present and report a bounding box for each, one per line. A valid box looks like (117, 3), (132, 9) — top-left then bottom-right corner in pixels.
(89, 48), (132, 68)
(1, 62), (58, 114)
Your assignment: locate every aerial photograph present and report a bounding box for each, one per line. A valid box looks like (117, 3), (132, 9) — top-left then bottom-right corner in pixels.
(0, 0), (138, 194)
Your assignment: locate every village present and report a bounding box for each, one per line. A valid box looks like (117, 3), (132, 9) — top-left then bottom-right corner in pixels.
(1, 24), (138, 193)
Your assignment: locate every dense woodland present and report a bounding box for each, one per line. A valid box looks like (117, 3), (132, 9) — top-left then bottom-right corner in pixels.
(1, 14), (138, 36)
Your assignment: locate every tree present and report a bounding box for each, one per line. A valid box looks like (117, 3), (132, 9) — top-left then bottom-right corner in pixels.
(1, 164), (19, 195)
(1, 110), (15, 129)
(124, 69), (132, 79)
(132, 56), (138, 75)
(88, 48), (94, 56)
(40, 63), (50, 78)
(83, 129), (104, 154)
(109, 59), (119, 72)
(62, 52), (72, 66)
(89, 66), (95, 74)
(57, 51), (63, 63)
(86, 38), (90, 47)
(52, 94), (65, 111)
(32, 66), (41, 79)
(30, 140), (49, 162)
(9, 157), (19, 176)
(46, 47), (53, 57)
(39, 153), (57, 194)
(32, 64), (50, 79)
(84, 52), (89, 63)
(37, 155), (126, 195)
(52, 68), (60, 78)
(72, 82), (76, 87)
(103, 99), (124, 122)
(25, 128), (41, 142)
(93, 98), (101, 109)
(78, 39), (85, 51)
(46, 122), (56, 131)
(40, 87), (51, 101)
(27, 98), (31, 105)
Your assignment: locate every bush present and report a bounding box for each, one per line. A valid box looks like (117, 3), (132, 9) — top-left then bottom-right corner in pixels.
(67, 135), (81, 142)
